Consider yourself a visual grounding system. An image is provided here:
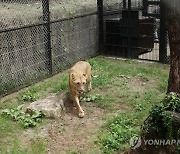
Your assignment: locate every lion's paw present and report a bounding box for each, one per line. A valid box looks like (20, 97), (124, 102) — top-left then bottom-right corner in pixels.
(78, 110), (84, 118)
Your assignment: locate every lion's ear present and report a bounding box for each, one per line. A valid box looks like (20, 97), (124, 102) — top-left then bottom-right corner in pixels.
(71, 73), (75, 80)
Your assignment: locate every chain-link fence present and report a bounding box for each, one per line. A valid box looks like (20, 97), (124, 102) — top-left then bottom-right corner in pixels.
(0, 0), (99, 96)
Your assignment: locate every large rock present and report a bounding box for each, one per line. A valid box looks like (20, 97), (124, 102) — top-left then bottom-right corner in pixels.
(26, 94), (66, 119)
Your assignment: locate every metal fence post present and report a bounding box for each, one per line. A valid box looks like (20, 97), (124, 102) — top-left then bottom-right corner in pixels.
(42, 0), (53, 74)
(97, 0), (104, 54)
(123, 0), (127, 9)
(142, 0), (148, 16)
(127, 0), (132, 58)
(159, 0), (168, 63)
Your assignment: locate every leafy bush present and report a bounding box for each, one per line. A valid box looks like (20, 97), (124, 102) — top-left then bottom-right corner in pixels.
(143, 92), (180, 138)
(165, 92), (180, 112)
(2, 105), (45, 128)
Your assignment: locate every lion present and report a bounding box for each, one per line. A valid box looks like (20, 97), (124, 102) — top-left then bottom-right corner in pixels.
(69, 61), (92, 118)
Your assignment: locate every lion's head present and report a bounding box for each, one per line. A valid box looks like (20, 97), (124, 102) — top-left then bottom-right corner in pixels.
(70, 71), (87, 94)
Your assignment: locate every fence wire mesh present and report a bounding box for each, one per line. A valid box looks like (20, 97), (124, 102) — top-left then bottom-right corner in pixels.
(51, 15), (98, 73)
(0, 0), (99, 96)
(0, 25), (50, 95)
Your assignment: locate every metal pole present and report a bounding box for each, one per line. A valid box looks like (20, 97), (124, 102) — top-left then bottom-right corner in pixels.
(159, 0), (167, 63)
(42, 0), (53, 74)
(127, 0), (132, 58)
(97, 0), (104, 54)
(142, 0), (148, 16)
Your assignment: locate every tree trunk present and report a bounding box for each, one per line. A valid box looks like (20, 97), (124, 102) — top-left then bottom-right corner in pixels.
(167, 2), (180, 94)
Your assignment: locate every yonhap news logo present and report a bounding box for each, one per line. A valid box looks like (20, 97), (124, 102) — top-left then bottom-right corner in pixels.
(130, 136), (180, 149)
(130, 136), (142, 149)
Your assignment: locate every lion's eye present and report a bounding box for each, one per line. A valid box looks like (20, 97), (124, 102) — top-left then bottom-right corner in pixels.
(83, 82), (85, 84)
(77, 82), (80, 85)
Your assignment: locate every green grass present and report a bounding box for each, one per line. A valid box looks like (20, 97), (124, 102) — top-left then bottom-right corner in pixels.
(17, 75), (68, 102)
(97, 112), (141, 153)
(0, 56), (169, 153)
(0, 138), (46, 154)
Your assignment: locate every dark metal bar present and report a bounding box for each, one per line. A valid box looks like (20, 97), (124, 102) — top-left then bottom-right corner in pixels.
(97, 0), (104, 54)
(142, 0), (148, 16)
(127, 0), (132, 58)
(42, 0), (53, 74)
(159, 0), (167, 63)
(147, 1), (160, 5)
(51, 12), (98, 23)
(103, 10), (122, 16)
(103, 8), (144, 16)
(123, 0), (127, 9)
(146, 13), (160, 18)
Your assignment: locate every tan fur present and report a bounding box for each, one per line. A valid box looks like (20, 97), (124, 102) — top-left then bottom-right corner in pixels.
(69, 61), (92, 118)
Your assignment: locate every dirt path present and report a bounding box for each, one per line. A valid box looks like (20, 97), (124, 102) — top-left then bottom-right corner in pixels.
(46, 101), (105, 154)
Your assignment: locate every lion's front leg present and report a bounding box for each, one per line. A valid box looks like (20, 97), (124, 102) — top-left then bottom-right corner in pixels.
(72, 96), (84, 118)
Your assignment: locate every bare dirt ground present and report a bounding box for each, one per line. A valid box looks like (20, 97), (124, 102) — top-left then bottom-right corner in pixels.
(46, 101), (105, 154)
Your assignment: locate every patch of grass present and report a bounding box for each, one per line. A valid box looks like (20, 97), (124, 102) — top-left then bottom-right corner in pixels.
(30, 139), (47, 154)
(0, 115), (24, 154)
(0, 99), (18, 110)
(81, 93), (116, 109)
(0, 139), (28, 154)
(158, 77), (168, 92)
(66, 149), (78, 154)
(92, 74), (111, 87)
(97, 112), (141, 153)
(0, 138), (46, 154)
(17, 75), (68, 102)
(94, 95), (116, 109)
(144, 89), (162, 104)
(52, 75), (68, 93)
(134, 103), (144, 111)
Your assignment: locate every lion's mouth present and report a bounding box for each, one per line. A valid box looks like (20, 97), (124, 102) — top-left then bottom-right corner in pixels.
(78, 90), (84, 94)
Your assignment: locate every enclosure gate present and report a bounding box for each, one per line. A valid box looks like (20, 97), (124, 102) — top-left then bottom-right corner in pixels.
(98, 0), (169, 63)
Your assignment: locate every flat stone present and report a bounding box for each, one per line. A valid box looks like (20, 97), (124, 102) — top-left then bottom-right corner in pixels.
(26, 94), (65, 119)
